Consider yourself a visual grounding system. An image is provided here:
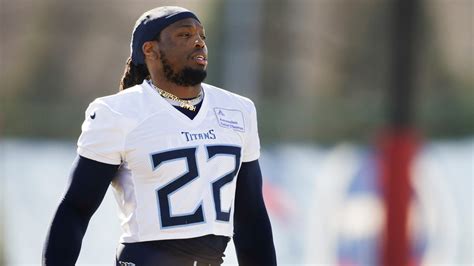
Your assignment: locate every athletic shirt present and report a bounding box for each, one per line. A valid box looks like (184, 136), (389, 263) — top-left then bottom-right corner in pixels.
(77, 80), (260, 243)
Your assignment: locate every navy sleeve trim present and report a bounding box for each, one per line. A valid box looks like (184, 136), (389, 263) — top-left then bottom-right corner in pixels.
(233, 160), (277, 266)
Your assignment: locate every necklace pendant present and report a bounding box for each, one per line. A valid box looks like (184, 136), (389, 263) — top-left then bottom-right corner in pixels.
(181, 103), (196, 111)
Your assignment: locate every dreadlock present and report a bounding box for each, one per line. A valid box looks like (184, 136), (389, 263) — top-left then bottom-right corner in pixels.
(119, 57), (150, 91)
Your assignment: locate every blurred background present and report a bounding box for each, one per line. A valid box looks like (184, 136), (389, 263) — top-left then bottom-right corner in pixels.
(0, 0), (472, 265)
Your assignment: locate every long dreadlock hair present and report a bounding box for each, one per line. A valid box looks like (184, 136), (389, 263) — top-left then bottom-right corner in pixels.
(119, 57), (150, 91)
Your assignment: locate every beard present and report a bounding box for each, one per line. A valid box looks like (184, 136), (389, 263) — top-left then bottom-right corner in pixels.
(160, 50), (207, 86)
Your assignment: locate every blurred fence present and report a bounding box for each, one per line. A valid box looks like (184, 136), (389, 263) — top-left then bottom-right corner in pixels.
(1, 138), (472, 265)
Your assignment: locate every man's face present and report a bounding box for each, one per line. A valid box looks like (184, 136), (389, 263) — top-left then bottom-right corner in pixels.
(157, 18), (208, 86)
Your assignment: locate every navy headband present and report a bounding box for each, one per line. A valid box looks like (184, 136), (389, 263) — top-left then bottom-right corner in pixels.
(130, 6), (200, 65)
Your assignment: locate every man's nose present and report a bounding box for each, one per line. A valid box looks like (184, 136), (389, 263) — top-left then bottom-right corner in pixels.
(194, 36), (205, 48)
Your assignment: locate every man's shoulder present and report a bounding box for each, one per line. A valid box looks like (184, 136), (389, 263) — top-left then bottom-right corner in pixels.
(90, 84), (147, 115)
(203, 83), (255, 110)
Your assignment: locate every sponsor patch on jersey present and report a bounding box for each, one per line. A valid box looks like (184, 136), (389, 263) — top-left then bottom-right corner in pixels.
(214, 108), (245, 132)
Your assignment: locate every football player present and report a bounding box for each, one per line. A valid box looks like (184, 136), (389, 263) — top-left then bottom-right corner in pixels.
(43, 6), (276, 266)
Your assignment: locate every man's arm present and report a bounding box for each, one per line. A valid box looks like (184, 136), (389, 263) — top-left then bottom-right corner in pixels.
(233, 160), (277, 266)
(42, 155), (119, 265)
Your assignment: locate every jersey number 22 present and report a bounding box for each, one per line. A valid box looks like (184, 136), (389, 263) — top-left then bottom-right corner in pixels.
(151, 145), (241, 228)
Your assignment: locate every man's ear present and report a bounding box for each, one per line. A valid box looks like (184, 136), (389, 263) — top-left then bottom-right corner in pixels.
(142, 41), (159, 61)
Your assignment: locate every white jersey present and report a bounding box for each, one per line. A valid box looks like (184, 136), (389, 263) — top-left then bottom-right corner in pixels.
(77, 80), (260, 243)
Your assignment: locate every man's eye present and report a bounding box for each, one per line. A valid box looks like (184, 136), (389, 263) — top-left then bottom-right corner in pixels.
(200, 35), (207, 40)
(180, 33), (191, 38)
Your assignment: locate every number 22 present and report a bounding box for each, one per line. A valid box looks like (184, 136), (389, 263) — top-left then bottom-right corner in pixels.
(151, 145), (241, 228)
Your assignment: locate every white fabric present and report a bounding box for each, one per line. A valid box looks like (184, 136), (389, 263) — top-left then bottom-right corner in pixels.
(77, 81), (260, 242)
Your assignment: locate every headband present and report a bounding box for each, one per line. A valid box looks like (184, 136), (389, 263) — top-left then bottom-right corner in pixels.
(130, 6), (200, 65)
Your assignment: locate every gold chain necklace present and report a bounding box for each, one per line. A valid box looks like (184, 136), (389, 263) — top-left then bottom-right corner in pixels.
(149, 81), (201, 111)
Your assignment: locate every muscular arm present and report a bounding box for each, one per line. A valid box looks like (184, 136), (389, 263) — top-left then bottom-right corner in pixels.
(233, 160), (277, 266)
(42, 155), (119, 266)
